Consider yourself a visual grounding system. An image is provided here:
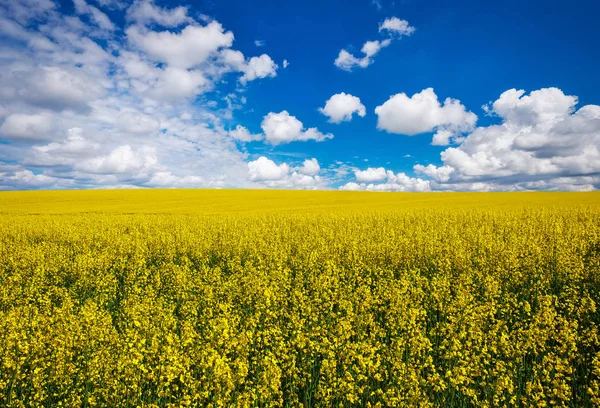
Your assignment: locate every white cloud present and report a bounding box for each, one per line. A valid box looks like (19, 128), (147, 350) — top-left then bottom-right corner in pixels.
(0, 169), (74, 190)
(0, 113), (56, 141)
(413, 164), (454, 182)
(354, 167), (387, 182)
(147, 171), (204, 187)
(335, 17), (413, 71)
(261, 111), (333, 145)
(334, 39), (391, 71)
(26, 127), (99, 167)
(124, 24), (278, 95)
(414, 87), (600, 191)
(334, 50), (359, 71)
(339, 181), (362, 191)
(126, 23), (234, 69)
(362, 39), (391, 57)
(126, 0), (191, 27)
(430, 129), (456, 146)
(375, 88), (477, 145)
(248, 156), (289, 181)
(240, 54), (278, 83)
(283, 59), (289, 68)
(484, 87), (578, 127)
(254, 39), (265, 47)
(319, 92), (366, 123)
(219, 49), (247, 72)
(151, 67), (209, 100)
(247, 156), (323, 188)
(379, 17), (415, 36)
(228, 125), (262, 142)
(341, 167), (431, 192)
(77, 145), (158, 175)
(298, 158), (320, 176)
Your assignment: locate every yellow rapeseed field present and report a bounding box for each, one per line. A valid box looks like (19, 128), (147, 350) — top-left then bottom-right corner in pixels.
(1, 190), (600, 407)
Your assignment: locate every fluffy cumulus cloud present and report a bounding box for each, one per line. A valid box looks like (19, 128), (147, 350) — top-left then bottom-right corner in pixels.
(375, 88), (477, 145)
(341, 167), (431, 192)
(248, 156), (289, 181)
(411, 87), (600, 191)
(146, 172), (204, 188)
(228, 125), (262, 142)
(379, 17), (415, 36)
(298, 159), (320, 176)
(125, 23), (234, 69)
(240, 54), (278, 83)
(0, 0), (281, 190)
(261, 111), (333, 145)
(125, 23), (278, 90)
(335, 39), (391, 71)
(77, 145), (158, 175)
(354, 167), (387, 182)
(319, 92), (366, 123)
(335, 16), (414, 71)
(413, 164), (454, 182)
(248, 156), (324, 189)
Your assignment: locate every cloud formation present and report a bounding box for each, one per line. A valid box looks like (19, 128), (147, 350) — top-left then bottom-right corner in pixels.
(341, 168), (431, 192)
(241, 54), (278, 83)
(335, 16), (414, 71)
(261, 111), (333, 145)
(0, 0), (280, 190)
(343, 87), (600, 192)
(419, 87), (600, 191)
(248, 156), (324, 188)
(375, 88), (477, 145)
(228, 125), (263, 142)
(319, 92), (366, 123)
(335, 39), (391, 71)
(354, 167), (387, 182)
(379, 17), (415, 36)
(126, 0), (191, 27)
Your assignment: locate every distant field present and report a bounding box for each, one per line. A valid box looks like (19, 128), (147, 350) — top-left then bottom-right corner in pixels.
(1, 190), (599, 407)
(1, 189), (599, 214)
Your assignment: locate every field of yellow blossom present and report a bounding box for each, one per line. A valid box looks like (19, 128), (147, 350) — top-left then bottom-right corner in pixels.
(1, 189), (599, 407)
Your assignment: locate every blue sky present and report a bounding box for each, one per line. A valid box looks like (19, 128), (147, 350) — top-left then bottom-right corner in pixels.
(0, 0), (599, 191)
